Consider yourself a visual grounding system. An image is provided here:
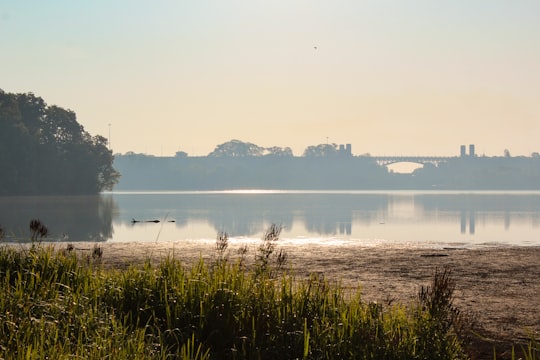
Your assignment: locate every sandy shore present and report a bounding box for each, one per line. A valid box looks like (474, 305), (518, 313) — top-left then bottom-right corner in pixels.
(57, 240), (538, 345)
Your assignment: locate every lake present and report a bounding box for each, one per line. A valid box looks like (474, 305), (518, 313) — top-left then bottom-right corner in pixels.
(1, 190), (540, 248)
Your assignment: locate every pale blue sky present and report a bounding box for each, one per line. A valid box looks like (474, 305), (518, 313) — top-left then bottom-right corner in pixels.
(2, 1), (539, 156)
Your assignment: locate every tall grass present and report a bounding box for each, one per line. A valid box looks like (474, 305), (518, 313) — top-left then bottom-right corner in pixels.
(0, 244), (461, 359)
(0, 240), (536, 359)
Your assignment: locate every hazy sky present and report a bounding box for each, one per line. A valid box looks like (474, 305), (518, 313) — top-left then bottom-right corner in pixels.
(2, 1), (539, 157)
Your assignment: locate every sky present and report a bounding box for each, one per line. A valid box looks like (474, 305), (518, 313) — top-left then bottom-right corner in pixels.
(1, 1), (539, 157)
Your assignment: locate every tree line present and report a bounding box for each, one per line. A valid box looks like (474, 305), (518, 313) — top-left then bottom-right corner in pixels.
(141, 139), (352, 159)
(0, 90), (119, 195)
(115, 140), (540, 191)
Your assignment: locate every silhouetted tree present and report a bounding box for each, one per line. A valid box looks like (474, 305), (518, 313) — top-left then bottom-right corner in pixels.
(208, 139), (265, 157)
(302, 143), (339, 157)
(264, 146), (293, 157)
(206, 140), (294, 158)
(0, 90), (120, 195)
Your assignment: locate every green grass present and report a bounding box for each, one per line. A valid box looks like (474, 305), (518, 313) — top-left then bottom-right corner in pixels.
(0, 243), (536, 359)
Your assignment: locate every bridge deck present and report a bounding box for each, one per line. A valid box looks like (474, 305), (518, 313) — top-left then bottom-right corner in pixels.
(371, 156), (455, 165)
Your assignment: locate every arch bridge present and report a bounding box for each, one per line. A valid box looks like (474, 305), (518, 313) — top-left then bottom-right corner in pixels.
(372, 156), (454, 167)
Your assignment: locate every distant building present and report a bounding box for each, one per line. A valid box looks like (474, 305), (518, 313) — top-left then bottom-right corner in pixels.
(339, 144), (352, 156)
(469, 144), (475, 157)
(460, 144), (476, 157)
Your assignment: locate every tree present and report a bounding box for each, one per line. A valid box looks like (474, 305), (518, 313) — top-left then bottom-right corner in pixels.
(264, 146), (293, 157)
(0, 90), (120, 195)
(302, 143), (339, 157)
(42, 106), (84, 146)
(0, 90), (33, 193)
(17, 92), (46, 136)
(88, 135), (120, 192)
(207, 140), (295, 158)
(208, 139), (265, 157)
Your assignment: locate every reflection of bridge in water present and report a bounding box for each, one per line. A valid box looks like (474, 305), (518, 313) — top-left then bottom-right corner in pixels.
(372, 156), (455, 166)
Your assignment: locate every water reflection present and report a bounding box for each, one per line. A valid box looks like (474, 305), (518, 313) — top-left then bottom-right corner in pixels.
(1, 192), (540, 246)
(417, 193), (540, 236)
(0, 195), (115, 242)
(113, 193), (389, 238)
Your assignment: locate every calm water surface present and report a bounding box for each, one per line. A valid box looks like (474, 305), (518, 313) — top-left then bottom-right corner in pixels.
(1, 191), (540, 248)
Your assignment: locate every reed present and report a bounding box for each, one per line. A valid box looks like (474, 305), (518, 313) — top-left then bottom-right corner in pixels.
(0, 241), (535, 359)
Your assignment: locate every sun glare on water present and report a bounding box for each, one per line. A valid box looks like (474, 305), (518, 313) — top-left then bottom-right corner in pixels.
(220, 189), (288, 194)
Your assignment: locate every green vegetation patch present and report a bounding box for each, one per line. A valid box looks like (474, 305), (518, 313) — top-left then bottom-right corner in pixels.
(0, 244), (480, 359)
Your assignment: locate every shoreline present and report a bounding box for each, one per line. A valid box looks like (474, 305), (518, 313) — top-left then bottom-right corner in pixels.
(5, 241), (540, 344)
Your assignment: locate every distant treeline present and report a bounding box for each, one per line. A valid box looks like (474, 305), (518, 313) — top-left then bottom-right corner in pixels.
(114, 142), (540, 190)
(0, 90), (119, 195)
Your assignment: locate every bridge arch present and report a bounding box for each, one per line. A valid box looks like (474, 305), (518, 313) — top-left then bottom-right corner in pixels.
(385, 161), (425, 174)
(373, 156), (452, 167)
(372, 156), (452, 174)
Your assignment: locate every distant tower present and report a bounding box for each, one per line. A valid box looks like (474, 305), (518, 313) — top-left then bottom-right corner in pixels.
(460, 145), (466, 157)
(469, 144), (475, 157)
(338, 144), (352, 156)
